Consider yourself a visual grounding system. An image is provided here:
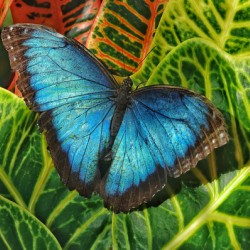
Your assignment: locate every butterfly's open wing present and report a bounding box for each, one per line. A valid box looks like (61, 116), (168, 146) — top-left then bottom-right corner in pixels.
(101, 86), (229, 212)
(2, 24), (118, 196)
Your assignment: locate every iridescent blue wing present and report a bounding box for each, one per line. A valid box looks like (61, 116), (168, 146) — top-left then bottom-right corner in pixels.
(2, 24), (118, 196)
(101, 86), (228, 212)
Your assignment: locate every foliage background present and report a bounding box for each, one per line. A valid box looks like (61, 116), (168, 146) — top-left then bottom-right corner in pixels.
(0, 0), (250, 249)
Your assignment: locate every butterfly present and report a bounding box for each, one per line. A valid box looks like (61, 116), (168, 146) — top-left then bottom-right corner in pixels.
(1, 24), (229, 212)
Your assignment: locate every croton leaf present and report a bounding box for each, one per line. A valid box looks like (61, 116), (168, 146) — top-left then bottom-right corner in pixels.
(0, 87), (112, 249)
(143, 38), (250, 132)
(135, 0), (250, 81)
(10, 0), (101, 44)
(0, 0), (13, 27)
(86, 0), (168, 76)
(0, 84), (249, 248)
(0, 196), (61, 249)
(4, 0), (168, 88)
(1, 0), (101, 91)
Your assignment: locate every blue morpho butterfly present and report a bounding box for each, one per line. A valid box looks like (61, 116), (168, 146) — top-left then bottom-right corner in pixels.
(2, 24), (229, 212)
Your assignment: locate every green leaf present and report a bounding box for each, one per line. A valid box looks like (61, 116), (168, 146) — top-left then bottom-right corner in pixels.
(0, 78), (250, 249)
(0, 88), (112, 249)
(135, 0), (250, 81)
(0, 196), (61, 249)
(141, 38), (250, 131)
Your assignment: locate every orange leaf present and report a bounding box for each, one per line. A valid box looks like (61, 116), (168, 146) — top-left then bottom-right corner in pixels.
(86, 0), (169, 76)
(0, 0), (13, 27)
(10, 0), (101, 44)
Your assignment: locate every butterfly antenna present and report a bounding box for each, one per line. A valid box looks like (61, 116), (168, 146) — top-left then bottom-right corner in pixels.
(131, 45), (157, 89)
(131, 45), (157, 75)
(121, 41), (127, 76)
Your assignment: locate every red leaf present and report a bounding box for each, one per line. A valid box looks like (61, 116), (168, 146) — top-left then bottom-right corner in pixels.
(10, 0), (101, 44)
(0, 0), (13, 27)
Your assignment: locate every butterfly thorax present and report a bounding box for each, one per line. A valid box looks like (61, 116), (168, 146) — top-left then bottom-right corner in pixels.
(102, 77), (132, 163)
(116, 77), (133, 109)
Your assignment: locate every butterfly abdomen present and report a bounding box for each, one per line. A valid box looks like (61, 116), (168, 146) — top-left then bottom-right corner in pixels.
(102, 77), (133, 162)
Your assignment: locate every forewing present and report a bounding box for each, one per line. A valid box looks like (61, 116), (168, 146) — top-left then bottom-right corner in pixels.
(1, 24), (118, 111)
(101, 86), (229, 212)
(1, 24), (118, 196)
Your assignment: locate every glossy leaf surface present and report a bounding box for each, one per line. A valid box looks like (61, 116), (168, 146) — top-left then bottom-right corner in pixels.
(86, 0), (168, 75)
(10, 0), (101, 44)
(0, 196), (61, 250)
(135, 0), (250, 81)
(145, 38), (250, 132)
(3, 0), (167, 88)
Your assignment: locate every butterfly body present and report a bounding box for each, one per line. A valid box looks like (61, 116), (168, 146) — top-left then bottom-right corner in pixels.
(105, 77), (133, 162)
(1, 24), (229, 212)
